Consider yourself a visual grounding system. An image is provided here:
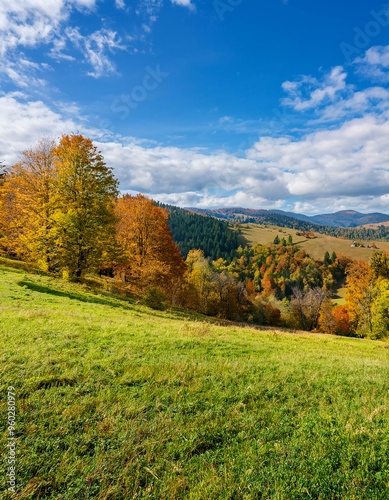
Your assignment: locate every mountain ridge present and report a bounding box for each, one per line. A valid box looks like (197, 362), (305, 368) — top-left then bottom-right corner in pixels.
(186, 207), (389, 228)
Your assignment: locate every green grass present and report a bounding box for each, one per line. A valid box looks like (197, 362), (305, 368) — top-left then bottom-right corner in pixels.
(1, 264), (389, 499)
(332, 286), (347, 306)
(240, 224), (389, 262)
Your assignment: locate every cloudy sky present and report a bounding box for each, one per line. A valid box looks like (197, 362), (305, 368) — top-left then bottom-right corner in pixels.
(1, 0), (389, 214)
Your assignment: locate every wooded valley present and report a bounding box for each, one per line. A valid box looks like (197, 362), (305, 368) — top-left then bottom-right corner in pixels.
(1, 135), (388, 339)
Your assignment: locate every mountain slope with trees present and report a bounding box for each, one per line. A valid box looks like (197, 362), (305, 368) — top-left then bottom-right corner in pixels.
(188, 207), (389, 241)
(188, 207), (389, 228)
(158, 203), (240, 261)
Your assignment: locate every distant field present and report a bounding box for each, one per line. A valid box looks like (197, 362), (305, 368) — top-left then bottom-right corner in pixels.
(361, 221), (389, 229)
(0, 264), (389, 499)
(240, 224), (389, 262)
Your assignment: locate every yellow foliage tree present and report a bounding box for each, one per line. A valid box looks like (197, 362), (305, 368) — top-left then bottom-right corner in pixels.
(371, 278), (389, 339)
(52, 134), (119, 278)
(0, 139), (58, 270)
(0, 135), (118, 278)
(345, 261), (375, 336)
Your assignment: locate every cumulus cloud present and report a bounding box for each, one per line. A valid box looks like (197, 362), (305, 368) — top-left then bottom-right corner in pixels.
(247, 115), (389, 200)
(1, 91), (388, 214)
(315, 86), (389, 123)
(2, 37), (389, 215)
(0, 93), (84, 164)
(94, 111), (389, 213)
(279, 46), (389, 126)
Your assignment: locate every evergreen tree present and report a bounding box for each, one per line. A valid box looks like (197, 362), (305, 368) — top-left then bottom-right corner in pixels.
(324, 251), (331, 266)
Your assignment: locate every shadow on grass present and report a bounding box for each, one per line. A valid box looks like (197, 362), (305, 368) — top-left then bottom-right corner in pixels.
(17, 280), (132, 310)
(237, 233), (249, 247)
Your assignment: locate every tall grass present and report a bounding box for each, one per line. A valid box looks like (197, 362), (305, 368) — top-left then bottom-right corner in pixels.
(0, 265), (388, 499)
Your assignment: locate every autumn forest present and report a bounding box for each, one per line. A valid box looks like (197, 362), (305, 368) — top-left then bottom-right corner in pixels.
(1, 135), (388, 339)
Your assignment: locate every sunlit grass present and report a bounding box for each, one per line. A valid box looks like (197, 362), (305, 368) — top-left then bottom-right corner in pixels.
(0, 264), (388, 499)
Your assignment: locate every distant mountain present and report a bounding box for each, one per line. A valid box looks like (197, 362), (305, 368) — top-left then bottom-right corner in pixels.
(187, 207), (389, 228)
(310, 210), (389, 227)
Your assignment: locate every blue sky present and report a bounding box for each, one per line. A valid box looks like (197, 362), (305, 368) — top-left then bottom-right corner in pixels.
(1, 0), (389, 214)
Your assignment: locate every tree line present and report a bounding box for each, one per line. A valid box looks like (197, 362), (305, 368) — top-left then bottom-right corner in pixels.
(1, 135), (388, 338)
(0, 136), (185, 299)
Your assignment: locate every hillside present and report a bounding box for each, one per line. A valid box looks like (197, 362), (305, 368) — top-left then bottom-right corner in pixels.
(240, 223), (389, 262)
(158, 203), (239, 260)
(187, 207), (389, 242)
(362, 221), (389, 229)
(311, 210), (389, 227)
(188, 207), (389, 228)
(1, 263), (389, 498)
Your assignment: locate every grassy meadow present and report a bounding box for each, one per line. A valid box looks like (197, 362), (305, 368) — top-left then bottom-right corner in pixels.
(1, 263), (389, 499)
(240, 224), (389, 262)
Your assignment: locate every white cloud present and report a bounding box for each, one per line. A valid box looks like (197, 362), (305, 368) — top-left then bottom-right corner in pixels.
(171, 0), (195, 10)
(355, 45), (389, 82)
(247, 115), (389, 200)
(65, 27), (125, 78)
(281, 66), (348, 111)
(0, 93), (82, 164)
(1, 84), (388, 215)
(279, 47), (389, 125)
(0, 0), (97, 55)
(0, 0), (127, 84)
(312, 86), (389, 123)
(0, 0), (197, 85)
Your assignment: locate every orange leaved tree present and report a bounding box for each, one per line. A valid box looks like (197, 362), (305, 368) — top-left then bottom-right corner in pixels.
(115, 194), (186, 301)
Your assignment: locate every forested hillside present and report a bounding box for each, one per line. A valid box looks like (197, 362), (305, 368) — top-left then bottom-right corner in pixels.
(190, 208), (389, 241)
(158, 203), (240, 260)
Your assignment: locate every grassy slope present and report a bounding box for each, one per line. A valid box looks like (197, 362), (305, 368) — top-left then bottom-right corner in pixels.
(240, 224), (389, 262)
(361, 222), (389, 229)
(0, 265), (388, 499)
